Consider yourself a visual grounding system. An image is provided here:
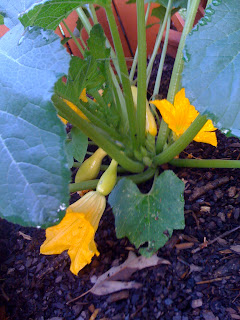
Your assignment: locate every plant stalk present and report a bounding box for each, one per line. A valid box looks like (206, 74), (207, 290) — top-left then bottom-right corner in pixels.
(170, 158), (240, 168)
(136, 0), (147, 146)
(157, 0), (201, 152)
(154, 114), (207, 166)
(53, 94), (144, 173)
(146, 0), (173, 85)
(129, 3), (151, 82)
(69, 167), (156, 192)
(62, 21), (84, 56)
(105, 5), (137, 149)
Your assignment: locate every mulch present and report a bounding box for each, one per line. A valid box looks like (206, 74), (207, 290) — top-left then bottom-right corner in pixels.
(0, 56), (240, 320)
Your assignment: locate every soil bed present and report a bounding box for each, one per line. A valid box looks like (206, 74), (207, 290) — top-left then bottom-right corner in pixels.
(0, 56), (240, 320)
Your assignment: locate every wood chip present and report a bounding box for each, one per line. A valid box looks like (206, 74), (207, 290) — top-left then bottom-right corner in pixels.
(18, 231), (32, 241)
(175, 242), (194, 250)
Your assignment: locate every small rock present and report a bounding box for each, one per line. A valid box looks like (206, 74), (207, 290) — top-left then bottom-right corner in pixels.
(202, 310), (217, 320)
(217, 212), (226, 222)
(164, 298), (173, 306)
(227, 186), (236, 198)
(191, 299), (203, 309)
(55, 275), (63, 283)
(233, 208), (240, 220)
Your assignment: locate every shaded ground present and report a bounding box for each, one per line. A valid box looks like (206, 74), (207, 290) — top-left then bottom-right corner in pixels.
(0, 56), (240, 320)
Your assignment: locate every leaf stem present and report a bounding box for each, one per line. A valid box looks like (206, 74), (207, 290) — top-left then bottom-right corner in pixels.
(153, 114), (207, 166)
(129, 3), (150, 82)
(146, 0), (173, 85)
(136, 0), (147, 146)
(105, 5), (137, 149)
(157, 0), (201, 152)
(62, 21), (84, 56)
(69, 167), (156, 192)
(53, 94), (144, 173)
(170, 158), (240, 168)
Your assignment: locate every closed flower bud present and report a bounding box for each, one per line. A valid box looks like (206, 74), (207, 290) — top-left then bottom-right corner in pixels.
(75, 148), (107, 183)
(96, 159), (118, 196)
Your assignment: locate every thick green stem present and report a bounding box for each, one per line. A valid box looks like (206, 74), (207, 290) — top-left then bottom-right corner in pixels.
(89, 4), (98, 24)
(53, 94), (144, 173)
(154, 114), (207, 166)
(146, 0), (173, 85)
(170, 158), (240, 168)
(153, 17), (171, 97)
(69, 167), (156, 192)
(168, 0), (201, 103)
(157, 0), (201, 152)
(62, 21), (84, 56)
(136, 0), (147, 146)
(105, 5), (137, 148)
(129, 3), (150, 82)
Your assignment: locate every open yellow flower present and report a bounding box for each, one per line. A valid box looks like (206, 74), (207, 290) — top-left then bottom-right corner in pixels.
(40, 191), (106, 275)
(58, 88), (89, 125)
(151, 88), (217, 147)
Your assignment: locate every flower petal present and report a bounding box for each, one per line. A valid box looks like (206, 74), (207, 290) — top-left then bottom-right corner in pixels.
(40, 212), (87, 255)
(194, 120), (217, 146)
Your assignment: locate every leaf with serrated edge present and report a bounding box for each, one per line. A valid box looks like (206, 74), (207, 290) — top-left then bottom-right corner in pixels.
(0, 24), (71, 227)
(109, 171), (185, 257)
(19, 0), (111, 30)
(182, 0), (240, 137)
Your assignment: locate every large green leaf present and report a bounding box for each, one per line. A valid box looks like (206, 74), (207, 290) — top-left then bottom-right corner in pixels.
(0, 24), (71, 227)
(0, 0), (37, 28)
(109, 170), (185, 257)
(182, 0), (240, 137)
(19, 0), (111, 30)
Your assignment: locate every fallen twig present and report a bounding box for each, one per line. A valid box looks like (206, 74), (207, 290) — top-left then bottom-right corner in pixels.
(189, 176), (230, 201)
(192, 226), (240, 254)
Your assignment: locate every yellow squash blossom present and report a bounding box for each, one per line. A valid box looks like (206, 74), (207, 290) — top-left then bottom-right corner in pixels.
(151, 88), (217, 147)
(58, 88), (89, 124)
(40, 191), (106, 275)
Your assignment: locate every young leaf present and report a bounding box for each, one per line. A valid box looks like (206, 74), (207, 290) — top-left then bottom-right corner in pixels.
(0, 24), (71, 227)
(19, 0), (112, 30)
(109, 170), (185, 257)
(182, 0), (240, 137)
(65, 126), (88, 168)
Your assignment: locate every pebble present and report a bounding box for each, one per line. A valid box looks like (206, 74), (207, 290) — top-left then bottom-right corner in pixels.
(164, 298), (173, 306)
(191, 299), (203, 309)
(202, 310), (217, 320)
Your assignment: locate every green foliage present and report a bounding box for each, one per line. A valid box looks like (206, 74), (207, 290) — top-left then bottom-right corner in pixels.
(151, 5), (179, 22)
(145, 0), (187, 9)
(182, 0), (240, 137)
(0, 24), (71, 227)
(0, 0), (37, 28)
(19, 0), (111, 30)
(109, 171), (185, 257)
(0, 14), (4, 25)
(65, 127), (88, 168)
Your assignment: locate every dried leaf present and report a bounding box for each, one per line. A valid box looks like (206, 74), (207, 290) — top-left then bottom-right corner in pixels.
(230, 245), (240, 254)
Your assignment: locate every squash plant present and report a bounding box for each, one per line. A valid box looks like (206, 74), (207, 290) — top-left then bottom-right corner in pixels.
(0, 0), (239, 275)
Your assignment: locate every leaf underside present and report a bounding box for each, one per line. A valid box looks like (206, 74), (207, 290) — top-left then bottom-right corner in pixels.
(182, 0), (240, 137)
(0, 24), (71, 227)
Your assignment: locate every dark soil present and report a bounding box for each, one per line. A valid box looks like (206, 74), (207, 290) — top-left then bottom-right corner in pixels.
(1, 56), (240, 320)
